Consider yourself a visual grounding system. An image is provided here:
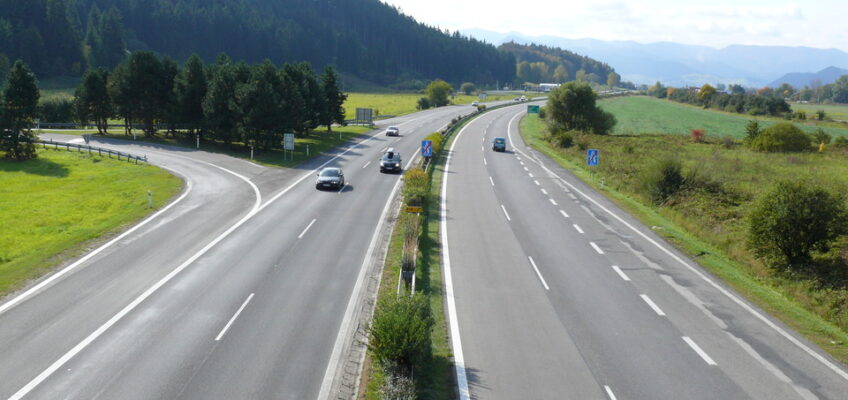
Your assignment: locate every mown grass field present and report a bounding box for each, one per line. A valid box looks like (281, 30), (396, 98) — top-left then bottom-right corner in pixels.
(521, 113), (848, 362)
(343, 92), (522, 119)
(600, 96), (848, 139)
(791, 102), (848, 122)
(0, 148), (182, 297)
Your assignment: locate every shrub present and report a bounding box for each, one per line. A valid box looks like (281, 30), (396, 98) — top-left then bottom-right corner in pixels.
(720, 136), (735, 148)
(744, 120), (761, 143)
(424, 132), (443, 154)
(794, 110), (807, 120)
(690, 129), (705, 143)
(816, 109), (827, 121)
(476, 104), (487, 112)
(369, 294), (434, 370)
(416, 97), (430, 110)
(811, 128), (832, 145)
(538, 106), (546, 119)
(38, 99), (74, 123)
(748, 181), (847, 267)
(575, 134), (591, 150)
(638, 156), (685, 205)
(750, 122), (811, 152)
(550, 130), (574, 148)
(834, 136), (848, 147)
(403, 168), (429, 206)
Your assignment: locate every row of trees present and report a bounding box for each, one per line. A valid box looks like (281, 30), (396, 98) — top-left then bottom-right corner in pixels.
(771, 76), (848, 104)
(0, 0), (515, 86)
(647, 82), (791, 117)
(499, 42), (629, 88)
(74, 51), (347, 149)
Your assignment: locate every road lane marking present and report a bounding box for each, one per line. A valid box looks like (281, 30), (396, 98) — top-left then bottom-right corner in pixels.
(573, 224), (584, 234)
(362, 161), (371, 169)
(501, 204), (512, 221)
(640, 294), (666, 316)
(523, 166), (529, 171)
(528, 173), (534, 178)
(483, 157), (487, 165)
(520, 161), (525, 166)
(215, 293), (255, 341)
(298, 219), (317, 239)
(560, 210), (569, 218)
(489, 176), (495, 186)
(541, 188), (548, 195)
(590, 242), (604, 254)
(528, 256), (550, 291)
(569, 193), (578, 200)
(534, 180), (540, 186)
(612, 266), (631, 281)
(605, 386), (618, 400)
(549, 198), (558, 206)
(683, 336), (717, 366)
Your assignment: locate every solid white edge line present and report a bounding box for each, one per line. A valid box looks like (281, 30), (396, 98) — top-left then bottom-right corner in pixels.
(573, 224), (584, 234)
(489, 176), (495, 187)
(507, 113), (848, 382)
(590, 241), (604, 255)
(298, 219), (317, 239)
(683, 336), (717, 366)
(442, 120), (474, 400)
(214, 293), (255, 341)
(612, 265), (631, 281)
(13, 117), (406, 399)
(527, 256), (551, 291)
(605, 385), (618, 400)
(0, 175), (193, 316)
(640, 294), (666, 316)
(500, 204), (512, 221)
(560, 210), (569, 218)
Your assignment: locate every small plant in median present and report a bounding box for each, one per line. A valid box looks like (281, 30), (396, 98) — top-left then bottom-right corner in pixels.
(369, 294), (434, 372)
(402, 168), (430, 206)
(748, 181), (847, 268)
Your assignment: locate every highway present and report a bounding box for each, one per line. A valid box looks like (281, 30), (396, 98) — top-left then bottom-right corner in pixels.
(441, 103), (848, 399)
(0, 104), (479, 399)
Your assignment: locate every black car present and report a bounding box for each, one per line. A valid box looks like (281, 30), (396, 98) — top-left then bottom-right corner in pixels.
(316, 167), (345, 189)
(492, 137), (506, 152)
(380, 148), (402, 173)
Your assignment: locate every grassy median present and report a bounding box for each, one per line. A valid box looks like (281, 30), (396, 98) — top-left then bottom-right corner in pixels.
(520, 112), (848, 363)
(0, 148), (182, 297)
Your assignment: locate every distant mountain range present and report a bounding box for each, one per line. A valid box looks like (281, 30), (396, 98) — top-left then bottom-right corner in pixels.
(768, 66), (848, 88)
(462, 28), (848, 88)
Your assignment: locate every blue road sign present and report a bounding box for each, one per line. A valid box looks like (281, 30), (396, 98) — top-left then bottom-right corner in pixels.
(587, 149), (599, 166)
(422, 140), (433, 157)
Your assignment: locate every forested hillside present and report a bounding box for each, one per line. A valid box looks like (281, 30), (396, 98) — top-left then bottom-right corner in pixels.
(499, 42), (620, 87)
(0, 0), (515, 86)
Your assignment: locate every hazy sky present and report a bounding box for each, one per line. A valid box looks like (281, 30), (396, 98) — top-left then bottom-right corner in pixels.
(383, 0), (847, 51)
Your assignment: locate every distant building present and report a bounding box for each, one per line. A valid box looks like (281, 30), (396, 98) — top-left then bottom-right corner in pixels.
(539, 83), (560, 92)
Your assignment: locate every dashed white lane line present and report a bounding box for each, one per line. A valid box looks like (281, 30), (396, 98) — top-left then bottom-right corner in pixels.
(541, 188), (548, 195)
(489, 176), (495, 186)
(523, 166), (529, 171)
(568, 193), (578, 200)
(534, 180), (540, 186)
(683, 336), (717, 366)
(215, 293), (255, 341)
(481, 145), (484, 152)
(640, 294), (666, 316)
(520, 161), (525, 166)
(483, 157), (487, 166)
(590, 242), (604, 254)
(560, 210), (569, 218)
(529, 173), (535, 178)
(362, 161), (371, 169)
(605, 385), (618, 400)
(549, 198), (558, 206)
(527, 256), (550, 290)
(573, 224), (584, 234)
(501, 204), (512, 221)
(298, 218), (317, 239)
(612, 265), (631, 281)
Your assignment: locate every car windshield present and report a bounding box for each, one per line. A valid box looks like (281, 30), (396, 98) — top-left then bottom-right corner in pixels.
(494, 138), (505, 144)
(382, 152), (398, 161)
(320, 168), (340, 177)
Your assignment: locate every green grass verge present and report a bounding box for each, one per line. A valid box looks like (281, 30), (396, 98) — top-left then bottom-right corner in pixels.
(0, 148), (182, 297)
(600, 96), (848, 139)
(344, 92), (523, 119)
(520, 113), (848, 363)
(791, 102), (848, 122)
(40, 126), (372, 168)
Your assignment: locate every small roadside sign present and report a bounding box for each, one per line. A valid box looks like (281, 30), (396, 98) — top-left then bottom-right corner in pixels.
(421, 140), (433, 158)
(283, 133), (295, 150)
(405, 206), (424, 213)
(587, 149), (599, 166)
(528, 105), (540, 114)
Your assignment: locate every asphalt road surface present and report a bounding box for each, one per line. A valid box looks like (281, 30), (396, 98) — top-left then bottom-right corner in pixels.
(0, 103), (481, 399)
(441, 103), (848, 399)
